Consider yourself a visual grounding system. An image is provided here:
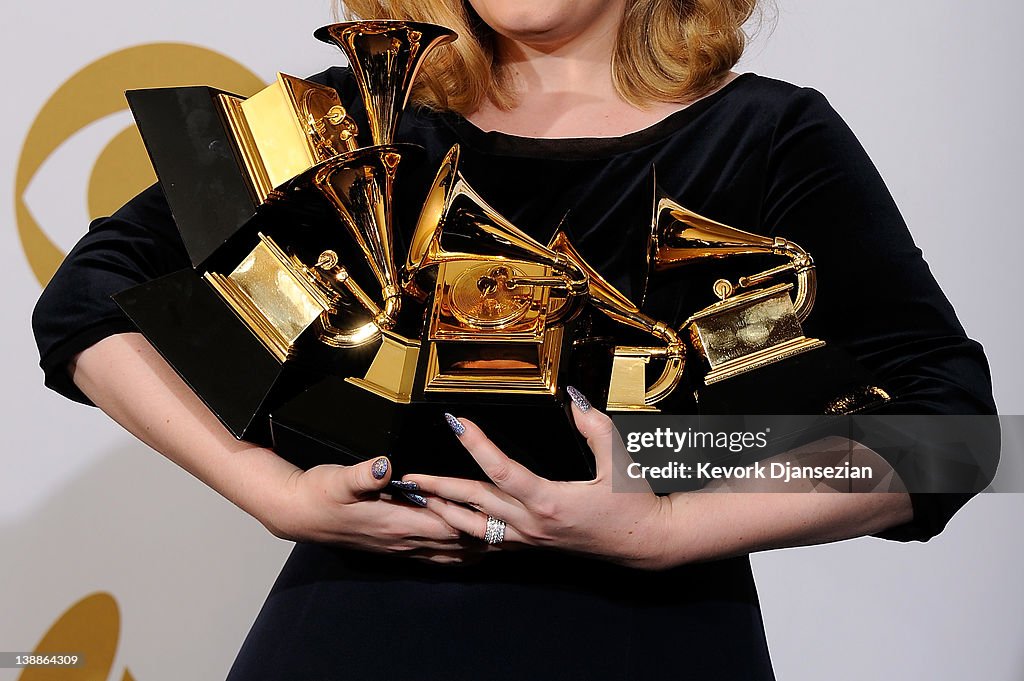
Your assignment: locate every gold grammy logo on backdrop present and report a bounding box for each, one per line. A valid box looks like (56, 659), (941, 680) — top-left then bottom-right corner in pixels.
(16, 593), (134, 681)
(15, 43), (265, 286)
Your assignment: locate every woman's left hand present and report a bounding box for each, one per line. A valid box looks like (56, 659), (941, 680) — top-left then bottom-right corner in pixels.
(403, 390), (675, 570)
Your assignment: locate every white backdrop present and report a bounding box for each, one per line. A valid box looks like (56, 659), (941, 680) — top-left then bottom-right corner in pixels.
(2, 2), (1021, 679)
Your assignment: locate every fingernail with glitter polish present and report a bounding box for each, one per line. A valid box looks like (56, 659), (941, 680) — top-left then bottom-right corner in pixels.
(566, 386), (591, 413)
(444, 413), (466, 436)
(401, 491), (429, 508)
(389, 480), (419, 491)
(371, 457), (389, 480)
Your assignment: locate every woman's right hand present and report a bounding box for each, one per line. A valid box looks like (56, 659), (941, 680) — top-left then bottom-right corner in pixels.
(264, 458), (482, 564)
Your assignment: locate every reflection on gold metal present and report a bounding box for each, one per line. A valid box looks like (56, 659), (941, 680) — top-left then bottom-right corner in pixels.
(549, 230), (685, 411)
(201, 20), (459, 404)
(449, 263), (535, 328)
(606, 349), (658, 412)
(404, 144), (591, 396)
(315, 21), (457, 146)
(310, 250), (386, 348)
(204, 234), (334, 363)
(650, 180), (826, 386)
(429, 258), (560, 345)
(199, 23), (789, 415)
(195, 21), (841, 415)
(218, 73), (358, 202)
(685, 283), (825, 384)
(425, 326), (564, 394)
(825, 385), (892, 415)
(405, 144), (588, 313)
(205, 19), (458, 363)
(650, 186), (817, 322)
(217, 93), (273, 203)
(347, 330), (421, 403)
(310, 145), (405, 335)
(219, 20), (457, 361)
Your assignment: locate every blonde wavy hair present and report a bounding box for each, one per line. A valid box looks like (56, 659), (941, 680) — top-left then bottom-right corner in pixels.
(337, 0), (760, 114)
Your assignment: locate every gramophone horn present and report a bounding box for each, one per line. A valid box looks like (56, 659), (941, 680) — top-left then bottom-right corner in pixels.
(291, 19), (457, 344)
(203, 22), (456, 360)
(315, 21), (457, 147)
(649, 177), (817, 322)
(302, 144), (411, 343)
(549, 230), (685, 409)
(404, 144), (588, 317)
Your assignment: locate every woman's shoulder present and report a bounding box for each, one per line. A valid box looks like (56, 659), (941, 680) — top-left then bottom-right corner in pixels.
(716, 73), (844, 127)
(679, 72), (860, 171)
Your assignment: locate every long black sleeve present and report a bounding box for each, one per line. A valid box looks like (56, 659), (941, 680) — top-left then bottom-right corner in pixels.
(760, 86), (998, 540)
(32, 184), (189, 405)
(30, 66), (358, 406)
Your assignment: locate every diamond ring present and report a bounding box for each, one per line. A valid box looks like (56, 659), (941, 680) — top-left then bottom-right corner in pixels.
(484, 516), (506, 545)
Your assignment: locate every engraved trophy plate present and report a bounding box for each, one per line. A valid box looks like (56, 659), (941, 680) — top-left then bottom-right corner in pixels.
(688, 283), (825, 385)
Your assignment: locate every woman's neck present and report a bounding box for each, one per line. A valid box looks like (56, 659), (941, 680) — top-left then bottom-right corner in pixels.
(465, 20), (730, 139)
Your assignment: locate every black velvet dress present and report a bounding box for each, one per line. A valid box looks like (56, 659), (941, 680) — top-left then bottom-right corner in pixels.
(32, 69), (996, 680)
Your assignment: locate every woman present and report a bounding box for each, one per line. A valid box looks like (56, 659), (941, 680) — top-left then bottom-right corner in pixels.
(32, 0), (995, 678)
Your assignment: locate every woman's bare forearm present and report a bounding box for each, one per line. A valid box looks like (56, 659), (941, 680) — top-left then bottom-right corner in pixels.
(660, 440), (914, 565)
(661, 490), (912, 565)
(69, 332), (300, 532)
(69, 333), (470, 558)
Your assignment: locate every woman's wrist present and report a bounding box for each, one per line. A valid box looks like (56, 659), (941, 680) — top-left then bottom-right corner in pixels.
(71, 333), (308, 537)
(223, 444), (306, 540)
(629, 494), (693, 570)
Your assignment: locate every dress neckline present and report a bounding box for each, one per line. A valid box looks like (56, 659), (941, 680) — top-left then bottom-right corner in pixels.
(438, 72), (754, 160)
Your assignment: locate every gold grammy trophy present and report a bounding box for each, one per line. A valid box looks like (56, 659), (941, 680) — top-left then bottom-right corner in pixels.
(647, 181), (890, 414)
(202, 21), (458, 364)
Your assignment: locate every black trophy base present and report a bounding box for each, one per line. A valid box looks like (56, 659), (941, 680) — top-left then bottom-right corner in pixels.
(114, 268), (312, 443)
(696, 345), (890, 415)
(126, 87), (262, 269)
(270, 377), (595, 481)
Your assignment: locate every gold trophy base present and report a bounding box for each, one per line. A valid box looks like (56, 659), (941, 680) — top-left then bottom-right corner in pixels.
(687, 282), (825, 386)
(345, 329), (421, 404)
(703, 336), (825, 385)
(422, 326), (564, 396)
(204, 233), (332, 363)
(687, 283), (891, 415)
(606, 349), (661, 412)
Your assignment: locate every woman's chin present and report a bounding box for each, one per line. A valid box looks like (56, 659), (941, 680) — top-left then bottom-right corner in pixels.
(469, 0), (624, 48)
